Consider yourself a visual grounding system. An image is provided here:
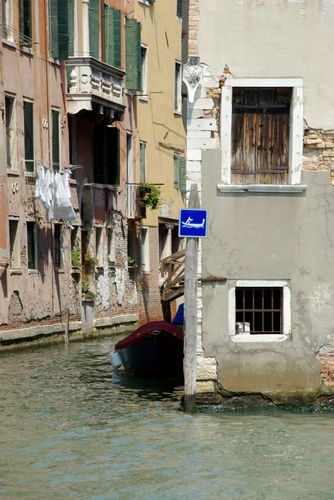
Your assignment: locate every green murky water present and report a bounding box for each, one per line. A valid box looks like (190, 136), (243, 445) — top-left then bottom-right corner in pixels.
(1, 338), (334, 499)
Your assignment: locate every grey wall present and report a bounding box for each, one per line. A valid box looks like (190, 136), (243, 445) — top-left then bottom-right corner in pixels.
(202, 150), (334, 395)
(198, 0), (334, 129)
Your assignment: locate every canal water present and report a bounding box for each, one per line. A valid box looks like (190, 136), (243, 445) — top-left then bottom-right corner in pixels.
(1, 337), (334, 500)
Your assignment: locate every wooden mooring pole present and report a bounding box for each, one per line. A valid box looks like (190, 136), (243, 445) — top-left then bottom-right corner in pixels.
(183, 184), (200, 413)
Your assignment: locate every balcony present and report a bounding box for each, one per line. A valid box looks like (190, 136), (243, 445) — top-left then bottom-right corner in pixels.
(66, 57), (125, 115)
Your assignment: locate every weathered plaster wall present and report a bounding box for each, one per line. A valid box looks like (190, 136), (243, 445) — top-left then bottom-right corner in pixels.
(197, 0), (334, 129)
(202, 150), (334, 396)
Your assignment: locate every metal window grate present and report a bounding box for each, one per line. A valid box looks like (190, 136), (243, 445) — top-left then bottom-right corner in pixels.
(235, 287), (283, 334)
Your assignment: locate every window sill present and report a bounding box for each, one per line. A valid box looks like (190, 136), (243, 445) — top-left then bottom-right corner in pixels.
(217, 184), (307, 194)
(56, 269), (65, 274)
(2, 39), (16, 49)
(174, 110), (182, 117)
(139, 0), (154, 6)
(24, 171), (36, 179)
(7, 169), (20, 177)
(20, 46), (33, 56)
(139, 95), (148, 102)
(10, 269), (22, 275)
(28, 269), (38, 274)
(231, 334), (289, 343)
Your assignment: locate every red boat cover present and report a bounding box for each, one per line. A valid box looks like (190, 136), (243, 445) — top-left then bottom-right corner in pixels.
(115, 321), (184, 350)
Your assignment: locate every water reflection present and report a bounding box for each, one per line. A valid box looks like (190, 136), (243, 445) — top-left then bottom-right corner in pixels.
(1, 338), (334, 499)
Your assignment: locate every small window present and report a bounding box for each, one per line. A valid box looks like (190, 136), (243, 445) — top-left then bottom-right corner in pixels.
(139, 141), (146, 183)
(27, 221), (37, 270)
(140, 45), (148, 97)
(9, 219), (20, 269)
(52, 109), (60, 170)
(235, 287), (283, 335)
(19, 0), (32, 47)
(2, 0), (14, 41)
(23, 100), (34, 172)
(95, 227), (103, 266)
(54, 223), (63, 269)
(5, 95), (16, 170)
(140, 227), (150, 272)
(174, 62), (182, 113)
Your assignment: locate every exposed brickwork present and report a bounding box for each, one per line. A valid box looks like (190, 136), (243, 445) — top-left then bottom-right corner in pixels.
(303, 128), (334, 185)
(188, 0), (200, 57)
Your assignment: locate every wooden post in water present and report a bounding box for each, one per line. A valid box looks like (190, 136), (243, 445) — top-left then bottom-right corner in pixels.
(183, 183), (200, 412)
(64, 307), (69, 344)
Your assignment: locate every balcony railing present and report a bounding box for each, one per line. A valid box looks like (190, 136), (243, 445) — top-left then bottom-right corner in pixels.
(66, 57), (125, 114)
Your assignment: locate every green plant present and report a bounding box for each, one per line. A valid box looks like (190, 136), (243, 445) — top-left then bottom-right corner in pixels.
(128, 255), (135, 267)
(71, 248), (81, 268)
(84, 252), (97, 267)
(140, 183), (161, 209)
(82, 281), (95, 300)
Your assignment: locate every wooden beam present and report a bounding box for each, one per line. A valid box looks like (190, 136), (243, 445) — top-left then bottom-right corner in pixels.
(183, 183), (200, 413)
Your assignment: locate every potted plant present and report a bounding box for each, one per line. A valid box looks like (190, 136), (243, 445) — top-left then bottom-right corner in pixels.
(71, 247), (81, 269)
(139, 183), (161, 210)
(84, 252), (97, 268)
(82, 281), (95, 301)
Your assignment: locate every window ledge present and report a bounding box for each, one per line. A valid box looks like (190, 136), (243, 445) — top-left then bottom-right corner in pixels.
(24, 171), (36, 179)
(10, 269), (22, 275)
(28, 269), (38, 274)
(174, 110), (182, 117)
(2, 39), (16, 49)
(139, 95), (148, 102)
(231, 334), (289, 343)
(7, 169), (20, 177)
(217, 184), (307, 194)
(20, 46), (33, 56)
(139, 0), (154, 6)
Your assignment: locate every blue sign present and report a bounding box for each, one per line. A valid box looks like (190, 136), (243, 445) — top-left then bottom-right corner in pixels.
(179, 208), (208, 238)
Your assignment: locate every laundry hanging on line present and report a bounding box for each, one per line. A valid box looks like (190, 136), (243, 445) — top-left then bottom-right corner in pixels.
(35, 166), (77, 222)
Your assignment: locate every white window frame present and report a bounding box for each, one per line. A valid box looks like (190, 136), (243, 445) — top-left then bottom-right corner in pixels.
(228, 279), (291, 343)
(139, 45), (148, 100)
(174, 61), (182, 114)
(2, 0), (14, 42)
(5, 94), (17, 170)
(220, 78), (303, 186)
(140, 227), (150, 273)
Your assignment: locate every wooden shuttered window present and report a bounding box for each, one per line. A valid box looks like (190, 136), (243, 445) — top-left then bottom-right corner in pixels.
(174, 155), (186, 193)
(104, 6), (121, 68)
(125, 19), (142, 91)
(231, 88), (291, 185)
(49, 0), (74, 59)
(23, 101), (34, 172)
(89, 0), (99, 59)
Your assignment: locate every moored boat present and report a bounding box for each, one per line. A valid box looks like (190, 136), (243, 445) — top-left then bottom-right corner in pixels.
(110, 321), (184, 377)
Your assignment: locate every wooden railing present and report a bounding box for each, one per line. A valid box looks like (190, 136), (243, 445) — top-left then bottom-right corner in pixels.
(160, 249), (185, 302)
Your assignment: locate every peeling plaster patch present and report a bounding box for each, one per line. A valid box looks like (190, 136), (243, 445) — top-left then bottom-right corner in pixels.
(115, 268), (125, 305)
(317, 335), (334, 387)
(96, 273), (111, 310)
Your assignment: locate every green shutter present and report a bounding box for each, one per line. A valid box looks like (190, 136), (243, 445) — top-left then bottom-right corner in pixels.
(49, 0), (74, 59)
(104, 5), (113, 66)
(49, 0), (59, 58)
(24, 101), (34, 172)
(113, 9), (121, 68)
(140, 142), (146, 183)
(52, 110), (60, 169)
(89, 0), (99, 59)
(125, 19), (142, 91)
(179, 157), (186, 193)
(174, 156), (179, 186)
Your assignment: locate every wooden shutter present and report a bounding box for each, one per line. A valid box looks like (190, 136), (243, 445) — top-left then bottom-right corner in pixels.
(174, 156), (179, 186)
(49, 0), (74, 59)
(89, 0), (99, 59)
(49, 0), (59, 58)
(24, 101), (34, 171)
(104, 6), (121, 67)
(125, 19), (142, 90)
(178, 157), (186, 193)
(19, 0), (32, 42)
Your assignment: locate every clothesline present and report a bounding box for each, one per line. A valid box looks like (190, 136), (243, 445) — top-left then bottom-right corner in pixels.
(35, 166), (77, 222)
